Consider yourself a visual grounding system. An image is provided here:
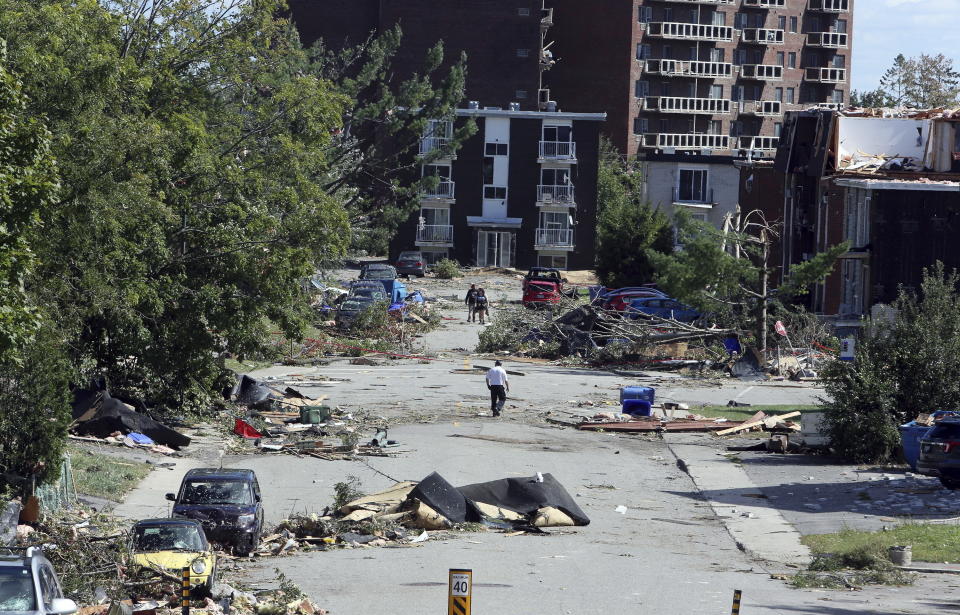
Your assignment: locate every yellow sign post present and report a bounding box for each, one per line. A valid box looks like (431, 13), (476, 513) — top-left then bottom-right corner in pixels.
(448, 569), (472, 615)
(731, 589), (742, 615)
(181, 568), (191, 615)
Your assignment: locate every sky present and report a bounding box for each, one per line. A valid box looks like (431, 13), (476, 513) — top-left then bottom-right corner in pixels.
(852, 0), (960, 92)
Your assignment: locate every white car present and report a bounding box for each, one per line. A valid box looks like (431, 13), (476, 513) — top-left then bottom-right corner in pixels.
(0, 548), (77, 615)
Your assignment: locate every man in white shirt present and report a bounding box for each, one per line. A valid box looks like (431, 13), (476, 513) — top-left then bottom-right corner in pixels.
(485, 360), (509, 417)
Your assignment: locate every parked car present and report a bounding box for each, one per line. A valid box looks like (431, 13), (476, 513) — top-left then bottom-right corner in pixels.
(335, 296), (376, 329)
(0, 547), (76, 615)
(395, 251), (426, 278)
(522, 268), (564, 308)
(358, 264), (397, 281)
(917, 418), (960, 489)
(596, 287), (669, 312)
(349, 287), (388, 302)
(166, 468), (264, 556)
(625, 297), (701, 323)
(130, 519), (216, 593)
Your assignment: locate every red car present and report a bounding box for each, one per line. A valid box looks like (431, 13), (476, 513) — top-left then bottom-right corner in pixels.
(522, 267), (563, 308)
(602, 289), (668, 312)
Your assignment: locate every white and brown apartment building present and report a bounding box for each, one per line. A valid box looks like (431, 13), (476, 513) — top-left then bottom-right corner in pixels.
(549, 0), (854, 230)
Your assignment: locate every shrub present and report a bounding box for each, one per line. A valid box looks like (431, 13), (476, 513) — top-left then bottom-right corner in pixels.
(433, 258), (461, 279)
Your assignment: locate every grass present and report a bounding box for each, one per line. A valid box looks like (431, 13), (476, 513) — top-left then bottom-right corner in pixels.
(801, 524), (960, 564)
(69, 445), (153, 501)
(695, 404), (821, 421)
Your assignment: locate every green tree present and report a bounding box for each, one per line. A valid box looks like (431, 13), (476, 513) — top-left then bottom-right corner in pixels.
(0, 0), (350, 411)
(649, 210), (848, 350)
(0, 41), (58, 365)
(594, 140), (673, 288)
(821, 263), (960, 463)
(877, 53), (960, 108)
(850, 87), (890, 108)
(310, 26), (475, 253)
(879, 54), (914, 107)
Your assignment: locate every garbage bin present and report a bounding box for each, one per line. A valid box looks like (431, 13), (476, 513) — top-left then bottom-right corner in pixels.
(300, 405), (332, 424)
(899, 421), (932, 471)
(620, 386), (655, 404)
(622, 399), (652, 417)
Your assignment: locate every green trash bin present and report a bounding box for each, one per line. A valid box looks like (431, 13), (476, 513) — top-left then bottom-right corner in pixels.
(300, 405), (332, 424)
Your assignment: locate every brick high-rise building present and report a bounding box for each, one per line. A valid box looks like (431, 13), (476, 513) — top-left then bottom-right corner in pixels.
(289, 0), (556, 112)
(549, 0), (853, 229)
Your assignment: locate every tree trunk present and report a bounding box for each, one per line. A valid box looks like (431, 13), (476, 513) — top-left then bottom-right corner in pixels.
(758, 229), (769, 353)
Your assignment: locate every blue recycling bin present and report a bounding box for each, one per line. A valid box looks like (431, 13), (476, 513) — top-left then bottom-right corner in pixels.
(620, 386), (655, 404)
(622, 399), (652, 417)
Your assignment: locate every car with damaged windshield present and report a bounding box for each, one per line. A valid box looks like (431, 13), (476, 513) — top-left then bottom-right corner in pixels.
(335, 296), (376, 329)
(0, 547), (76, 615)
(166, 468), (263, 556)
(130, 519), (216, 593)
(917, 418), (960, 489)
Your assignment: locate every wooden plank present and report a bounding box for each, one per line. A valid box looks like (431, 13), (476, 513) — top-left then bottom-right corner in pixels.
(715, 411), (800, 436)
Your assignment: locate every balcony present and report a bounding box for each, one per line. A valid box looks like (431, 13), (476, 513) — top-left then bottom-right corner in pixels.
(806, 32), (848, 48)
(416, 224), (453, 245)
(539, 141), (577, 162)
(743, 0), (786, 6)
(808, 0), (849, 12)
(739, 100), (783, 116)
(647, 0), (734, 4)
(537, 184), (576, 207)
(640, 133), (733, 150)
(741, 28), (785, 45)
(644, 59), (734, 78)
(738, 136), (780, 152)
(645, 22), (734, 42)
(541, 7), (553, 28)
(421, 180), (455, 201)
(805, 67), (847, 83)
(644, 96), (732, 114)
(739, 64), (783, 81)
(672, 187), (716, 205)
(535, 228), (574, 248)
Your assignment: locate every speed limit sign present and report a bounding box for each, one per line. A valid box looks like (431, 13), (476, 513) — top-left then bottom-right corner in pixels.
(448, 569), (472, 615)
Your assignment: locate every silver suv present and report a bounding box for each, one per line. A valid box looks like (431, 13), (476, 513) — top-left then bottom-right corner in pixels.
(0, 548), (77, 615)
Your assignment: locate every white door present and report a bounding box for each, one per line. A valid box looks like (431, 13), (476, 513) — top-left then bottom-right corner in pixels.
(477, 231), (513, 267)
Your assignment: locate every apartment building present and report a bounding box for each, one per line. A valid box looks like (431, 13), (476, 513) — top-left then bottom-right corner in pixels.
(549, 0), (853, 228)
(390, 104), (605, 270)
(288, 0), (556, 112)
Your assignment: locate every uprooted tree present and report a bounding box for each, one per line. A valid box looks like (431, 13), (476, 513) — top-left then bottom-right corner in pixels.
(821, 263), (960, 463)
(648, 208), (849, 351)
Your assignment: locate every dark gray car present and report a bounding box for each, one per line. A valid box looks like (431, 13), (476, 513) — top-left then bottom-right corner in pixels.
(0, 548), (77, 615)
(917, 419), (960, 488)
(395, 251), (426, 278)
(359, 264), (397, 281)
(335, 296), (376, 329)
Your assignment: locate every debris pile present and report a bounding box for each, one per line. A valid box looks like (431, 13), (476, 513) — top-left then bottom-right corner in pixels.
(69, 386), (190, 453)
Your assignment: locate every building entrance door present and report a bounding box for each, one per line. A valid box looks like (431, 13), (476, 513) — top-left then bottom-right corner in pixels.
(477, 231), (513, 267)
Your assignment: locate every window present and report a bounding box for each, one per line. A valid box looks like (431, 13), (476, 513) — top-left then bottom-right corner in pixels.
(685, 82), (696, 98)
(633, 117), (648, 135)
(711, 11), (725, 26)
(638, 6), (652, 23)
(421, 249), (448, 265)
(789, 16), (797, 33)
(730, 121), (743, 137)
(831, 89), (845, 103)
(774, 122), (783, 137)
(708, 120), (723, 135)
(541, 167), (571, 186)
(661, 81), (672, 96)
(833, 55), (846, 68)
(786, 87), (795, 104)
(516, 48), (530, 58)
(420, 207), (450, 227)
(809, 52), (820, 67)
(635, 80), (649, 98)
(776, 52), (784, 66)
(751, 85), (762, 101)
(423, 164), (451, 179)
(515, 89), (528, 99)
(687, 118), (696, 132)
(663, 45), (672, 59)
(734, 49), (747, 66)
(659, 119), (670, 132)
(484, 142), (508, 156)
(517, 7), (530, 16)
(484, 186), (507, 199)
(734, 13), (747, 29)
(731, 85), (744, 102)
(663, 7), (673, 21)
(677, 169), (709, 202)
(537, 254), (567, 269)
(778, 16), (786, 30)
(689, 47), (699, 61)
(774, 87), (783, 102)
(710, 48), (725, 62)
(637, 44), (651, 60)
(835, 19), (847, 33)
(482, 157), (494, 185)
(542, 125), (572, 142)
(540, 210), (570, 230)
(752, 49), (763, 64)
(788, 52), (797, 69)
(709, 85), (723, 99)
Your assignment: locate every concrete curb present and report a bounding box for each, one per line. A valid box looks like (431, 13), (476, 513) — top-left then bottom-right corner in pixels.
(898, 565), (960, 575)
(668, 440), (813, 568)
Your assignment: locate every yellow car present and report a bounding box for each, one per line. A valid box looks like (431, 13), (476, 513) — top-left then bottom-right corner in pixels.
(131, 519), (216, 592)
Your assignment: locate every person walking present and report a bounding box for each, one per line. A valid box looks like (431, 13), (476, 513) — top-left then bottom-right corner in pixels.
(474, 288), (489, 324)
(465, 284), (477, 321)
(485, 360), (509, 417)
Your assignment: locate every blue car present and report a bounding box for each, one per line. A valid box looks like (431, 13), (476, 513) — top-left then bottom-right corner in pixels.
(626, 297), (700, 323)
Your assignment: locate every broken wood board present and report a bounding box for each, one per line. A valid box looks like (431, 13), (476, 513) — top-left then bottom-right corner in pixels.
(577, 420), (743, 433)
(715, 411), (801, 436)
